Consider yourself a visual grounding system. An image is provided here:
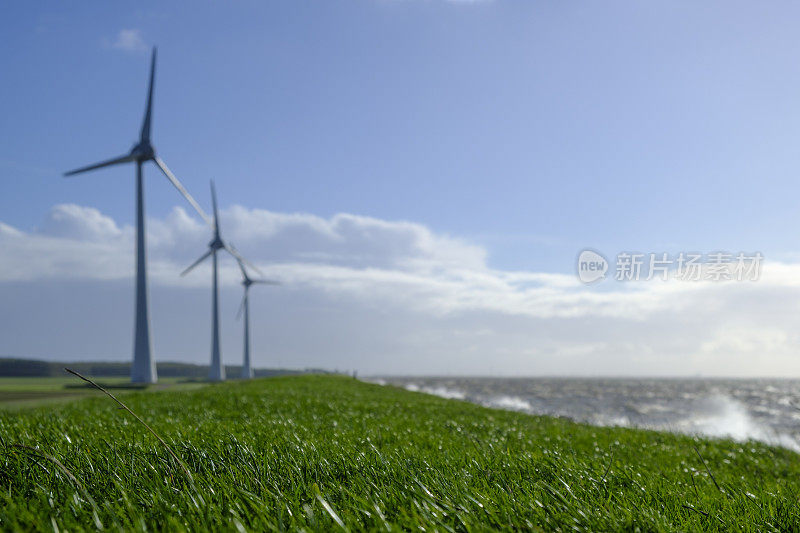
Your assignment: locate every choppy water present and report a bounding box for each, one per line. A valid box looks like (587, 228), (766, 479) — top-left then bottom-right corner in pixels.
(373, 377), (800, 451)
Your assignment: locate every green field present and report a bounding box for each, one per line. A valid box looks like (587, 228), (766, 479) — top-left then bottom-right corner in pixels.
(1, 375), (799, 531)
(0, 376), (203, 410)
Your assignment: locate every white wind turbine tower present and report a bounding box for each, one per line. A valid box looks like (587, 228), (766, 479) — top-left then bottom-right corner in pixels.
(181, 181), (260, 381)
(64, 48), (211, 384)
(235, 258), (279, 379)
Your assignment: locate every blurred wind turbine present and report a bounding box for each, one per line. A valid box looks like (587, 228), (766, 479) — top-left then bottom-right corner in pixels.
(235, 258), (279, 379)
(64, 48), (210, 384)
(182, 181), (260, 381)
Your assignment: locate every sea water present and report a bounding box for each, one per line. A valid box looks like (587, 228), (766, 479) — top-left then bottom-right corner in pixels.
(374, 377), (800, 451)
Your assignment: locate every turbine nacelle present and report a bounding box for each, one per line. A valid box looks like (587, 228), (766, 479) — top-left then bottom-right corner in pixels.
(130, 141), (156, 162)
(209, 235), (225, 251)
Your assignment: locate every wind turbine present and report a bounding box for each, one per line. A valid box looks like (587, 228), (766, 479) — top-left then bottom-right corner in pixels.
(64, 48), (211, 384)
(235, 258), (279, 379)
(181, 181), (259, 381)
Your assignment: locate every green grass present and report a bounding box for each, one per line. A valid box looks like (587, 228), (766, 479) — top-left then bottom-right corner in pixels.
(1, 375), (799, 531)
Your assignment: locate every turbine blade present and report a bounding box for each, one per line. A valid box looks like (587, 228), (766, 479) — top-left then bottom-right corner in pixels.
(236, 292), (246, 320)
(224, 243), (264, 277)
(153, 156), (212, 226)
(140, 47), (157, 143)
(210, 180), (219, 231)
(234, 256), (248, 280)
(63, 154), (133, 176)
(180, 249), (212, 276)
(252, 279), (280, 286)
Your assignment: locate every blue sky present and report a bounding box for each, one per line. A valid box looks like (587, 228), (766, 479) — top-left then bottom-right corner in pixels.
(3, 1), (800, 375)
(4, 1), (800, 270)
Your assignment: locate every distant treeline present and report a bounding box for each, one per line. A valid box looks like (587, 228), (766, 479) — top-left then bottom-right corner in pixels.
(0, 358), (323, 378)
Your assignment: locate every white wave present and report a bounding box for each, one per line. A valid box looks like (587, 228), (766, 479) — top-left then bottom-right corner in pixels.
(681, 395), (800, 452)
(404, 383), (466, 400)
(393, 379), (800, 453)
(484, 395), (532, 412)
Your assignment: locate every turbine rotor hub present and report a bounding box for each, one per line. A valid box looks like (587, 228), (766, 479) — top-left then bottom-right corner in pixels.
(130, 141), (156, 162)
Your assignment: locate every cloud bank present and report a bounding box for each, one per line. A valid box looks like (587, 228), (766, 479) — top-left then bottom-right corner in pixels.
(1, 203), (799, 376)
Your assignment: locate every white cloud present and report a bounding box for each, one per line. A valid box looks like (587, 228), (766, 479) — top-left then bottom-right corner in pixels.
(222, 206), (486, 269)
(38, 204), (122, 241)
(111, 29), (147, 52)
(2, 203), (800, 376)
(0, 203), (791, 320)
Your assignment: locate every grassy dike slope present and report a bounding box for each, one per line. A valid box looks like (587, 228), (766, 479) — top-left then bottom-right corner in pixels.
(1, 375), (799, 531)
